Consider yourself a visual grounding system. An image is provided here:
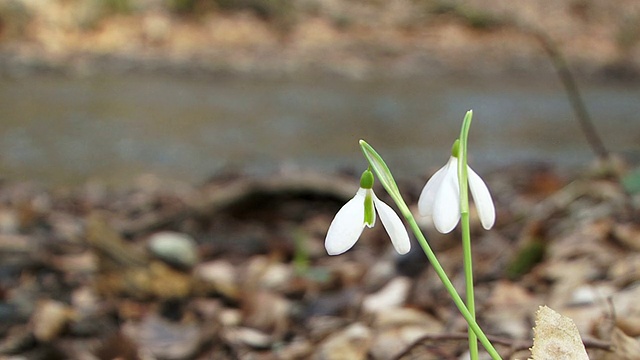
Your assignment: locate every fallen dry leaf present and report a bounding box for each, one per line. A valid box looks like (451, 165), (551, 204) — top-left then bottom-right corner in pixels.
(529, 306), (589, 360)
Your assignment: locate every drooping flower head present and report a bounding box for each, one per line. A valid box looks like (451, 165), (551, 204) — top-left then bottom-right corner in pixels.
(325, 169), (410, 255)
(418, 140), (495, 234)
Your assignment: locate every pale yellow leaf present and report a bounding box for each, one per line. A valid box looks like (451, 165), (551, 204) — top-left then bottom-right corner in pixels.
(529, 305), (589, 360)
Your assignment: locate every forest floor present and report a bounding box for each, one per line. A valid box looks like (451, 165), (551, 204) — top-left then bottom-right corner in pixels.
(0, 159), (639, 359)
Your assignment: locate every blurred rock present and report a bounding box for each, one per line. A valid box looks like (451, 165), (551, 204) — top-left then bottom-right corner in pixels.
(148, 231), (199, 269)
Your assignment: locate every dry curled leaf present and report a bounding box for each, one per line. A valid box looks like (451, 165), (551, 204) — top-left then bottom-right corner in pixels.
(529, 306), (589, 360)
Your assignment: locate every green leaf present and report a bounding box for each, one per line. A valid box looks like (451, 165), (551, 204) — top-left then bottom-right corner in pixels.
(458, 110), (473, 214)
(359, 140), (410, 216)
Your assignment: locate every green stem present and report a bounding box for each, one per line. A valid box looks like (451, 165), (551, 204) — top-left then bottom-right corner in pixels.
(406, 216), (501, 360)
(459, 111), (478, 359)
(461, 212), (477, 359)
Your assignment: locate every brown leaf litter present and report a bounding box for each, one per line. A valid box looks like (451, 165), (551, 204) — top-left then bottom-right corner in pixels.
(0, 163), (638, 359)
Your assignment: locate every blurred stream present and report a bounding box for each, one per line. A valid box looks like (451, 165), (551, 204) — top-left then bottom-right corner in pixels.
(0, 73), (638, 186)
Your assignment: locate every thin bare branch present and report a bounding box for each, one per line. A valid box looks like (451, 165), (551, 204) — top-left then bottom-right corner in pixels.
(391, 332), (612, 360)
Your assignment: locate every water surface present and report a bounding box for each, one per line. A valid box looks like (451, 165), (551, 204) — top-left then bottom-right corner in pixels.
(0, 73), (638, 186)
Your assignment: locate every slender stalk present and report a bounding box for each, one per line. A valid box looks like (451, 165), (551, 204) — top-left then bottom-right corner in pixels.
(459, 111), (478, 359)
(530, 29), (609, 161)
(406, 216), (501, 360)
(461, 212), (477, 358)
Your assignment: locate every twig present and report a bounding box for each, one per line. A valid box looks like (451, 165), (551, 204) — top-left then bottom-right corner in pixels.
(392, 332), (612, 360)
(446, 7), (610, 163)
(529, 29), (609, 161)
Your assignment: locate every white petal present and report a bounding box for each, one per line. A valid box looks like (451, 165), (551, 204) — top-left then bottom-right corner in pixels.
(372, 193), (411, 255)
(468, 166), (496, 230)
(325, 189), (367, 255)
(417, 158), (451, 217)
(432, 157), (460, 234)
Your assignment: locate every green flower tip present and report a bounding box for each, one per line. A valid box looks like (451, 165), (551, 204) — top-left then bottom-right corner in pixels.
(364, 192), (375, 226)
(451, 139), (460, 158)
(360, 169), (374, 189)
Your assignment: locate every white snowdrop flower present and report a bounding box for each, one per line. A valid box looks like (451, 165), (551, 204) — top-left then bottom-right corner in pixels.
(325, 169), (410, 255)
(418, 142), (495, 234)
